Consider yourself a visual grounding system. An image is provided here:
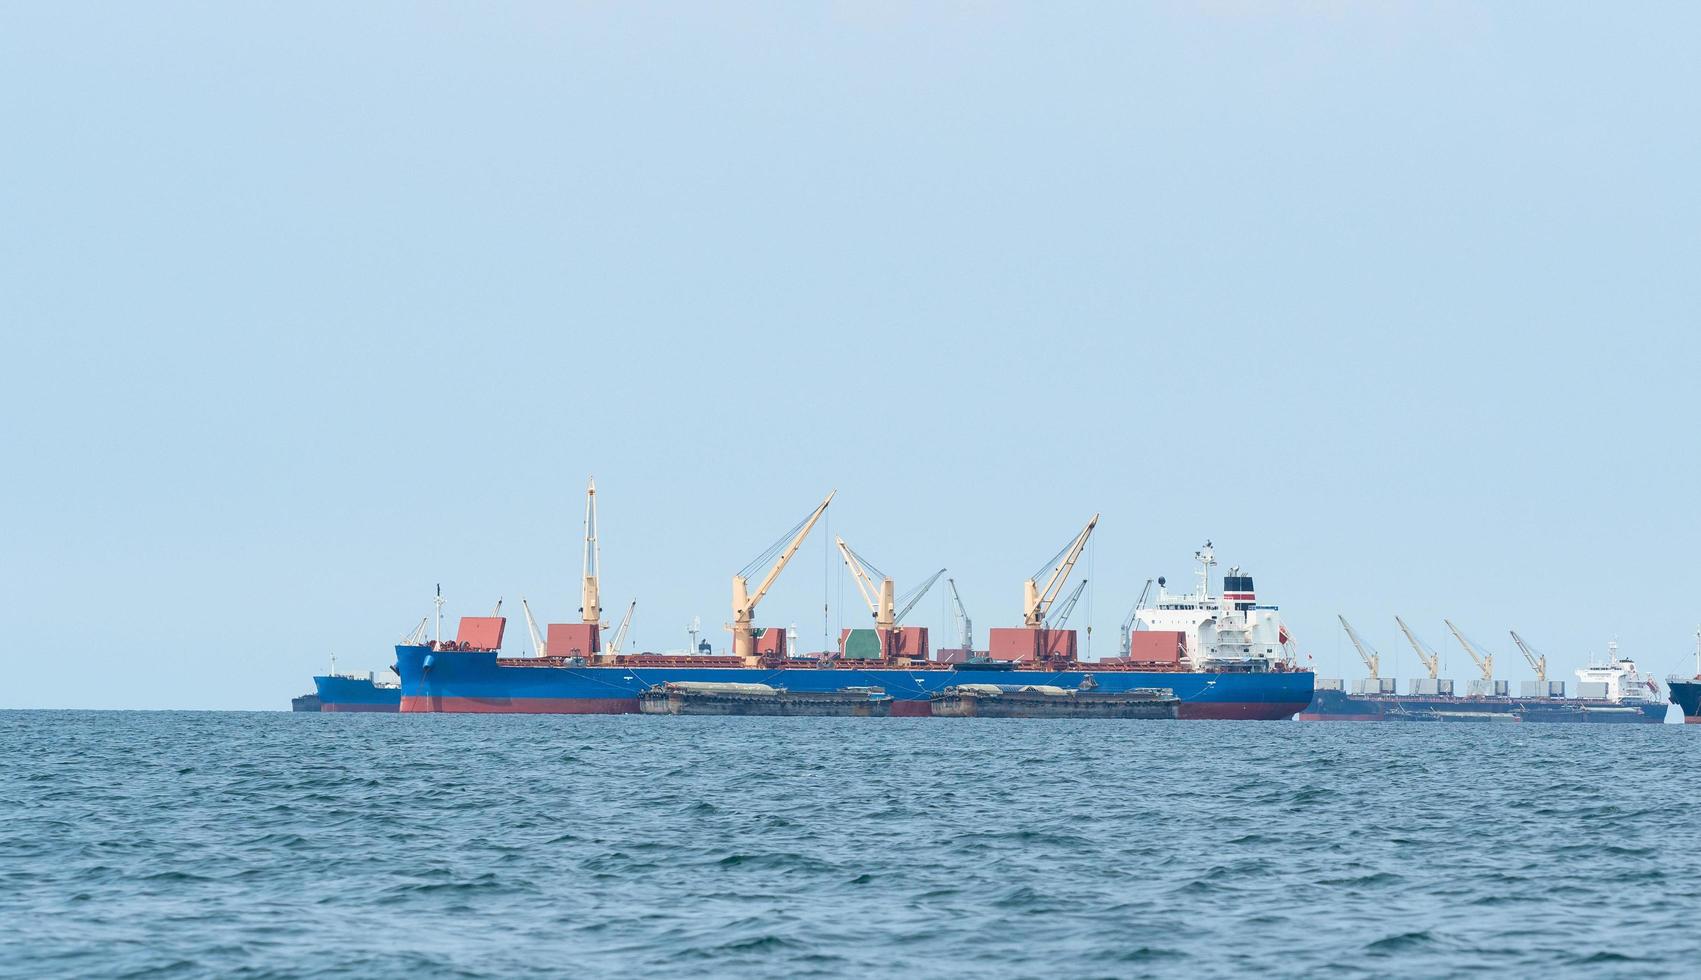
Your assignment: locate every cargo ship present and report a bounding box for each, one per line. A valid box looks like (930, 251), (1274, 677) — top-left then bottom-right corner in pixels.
(395, 486), (1312, 719)
(293, 658), (401, 713)
(1666, 629), (1701, 724)
(1300, 616), (1666, 723)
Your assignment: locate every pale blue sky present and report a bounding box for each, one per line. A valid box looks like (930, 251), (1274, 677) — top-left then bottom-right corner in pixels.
(3, 3), (1698, 708)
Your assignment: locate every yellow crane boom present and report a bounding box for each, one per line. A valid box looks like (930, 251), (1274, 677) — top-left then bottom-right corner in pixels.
(1395, 616), (1441, 679)
(730, 491), (835, 662)
(1338, 615), (1380, 678)
(836, 536), (896, 631)
(1444, 619), (1494, 681)
(1508, 630), (1546, 682)
(581, 477), (601, 627)
(1023, 515), (1099, 628)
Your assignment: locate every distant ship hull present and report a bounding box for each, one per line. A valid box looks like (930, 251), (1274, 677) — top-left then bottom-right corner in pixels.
(1299, 688), (1666, 724)
(1669, 679), (1701, 723)
(395, 646), (1312, 720)
(312, 674), (401, 713)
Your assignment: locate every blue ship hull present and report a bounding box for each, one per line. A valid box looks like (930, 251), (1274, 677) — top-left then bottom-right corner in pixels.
(311, 674), (401, 713)
(394, 646), (1313, 720)
(1299, 688), (1666, 723)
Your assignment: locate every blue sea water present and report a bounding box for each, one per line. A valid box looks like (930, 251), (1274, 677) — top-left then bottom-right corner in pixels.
(3, 711), (1699, 978)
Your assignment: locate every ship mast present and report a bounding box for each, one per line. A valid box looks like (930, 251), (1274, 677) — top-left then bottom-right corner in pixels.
(433, 583), (445, 648)
(1194, 541), (1216, 601)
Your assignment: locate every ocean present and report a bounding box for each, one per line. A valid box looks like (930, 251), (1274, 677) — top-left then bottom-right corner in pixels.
(3, 710), (1698, 977)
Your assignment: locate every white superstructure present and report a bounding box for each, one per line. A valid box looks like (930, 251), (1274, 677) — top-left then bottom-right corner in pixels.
(1134, 542), (1296, 670)
(1573, 642), (1661, 703)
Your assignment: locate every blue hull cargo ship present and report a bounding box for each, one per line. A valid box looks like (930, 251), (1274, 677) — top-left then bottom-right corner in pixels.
(291, 670), (401, 712)
(397, 487), (1313, 720)
(395, 648), (1313, 718)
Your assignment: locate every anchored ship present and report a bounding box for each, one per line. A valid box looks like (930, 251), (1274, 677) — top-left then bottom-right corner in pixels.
(395, 484), (1313, 719)
(292, 656), (401, 713)
(1666, 629), (1701, 724)
(1301, 617), (1666, 723)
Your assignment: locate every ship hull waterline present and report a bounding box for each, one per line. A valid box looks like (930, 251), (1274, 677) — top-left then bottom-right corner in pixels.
(1299, 689), (1667, 724)
(394, 646), (1313, 720)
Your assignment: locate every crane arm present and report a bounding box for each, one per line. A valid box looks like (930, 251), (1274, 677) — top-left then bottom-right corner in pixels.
(1118, 578), (1155, 657)
(1025, 514), (1100, 626)
(401, 617), (429, 646)
(1121, 579), (1155, 633)
(1338, 615), (1380, 677)
(742, 491), (835, 615)
(947, 577), (972, 651)
(520, 599), (546, 657)
(1395, 616), (1441, 678)
(835, 536), (883, 617)
(1049, 579), (1088, 629)
(896, 568), (947, 625)
(1444, 619), (1494, 681)
(1508, 630), (1546, 682)
(608, 600), (637, 655)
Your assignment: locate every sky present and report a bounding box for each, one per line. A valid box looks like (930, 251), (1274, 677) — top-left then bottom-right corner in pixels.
(2, 3), (1698, 709)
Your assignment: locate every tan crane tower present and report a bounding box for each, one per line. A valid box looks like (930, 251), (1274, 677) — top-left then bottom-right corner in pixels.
(581, 478), (602, 630)
(836, 538), (945, 662)
(1339, 615), (1381, 678)
(1509, 630), (1546, 682)
(1395, 616), (1441, 679)
(837, 536), (896, 634)
(1442, 619), (1496, 697)
(1023, 515), (1099, 628)
(730, 491), (835, 665)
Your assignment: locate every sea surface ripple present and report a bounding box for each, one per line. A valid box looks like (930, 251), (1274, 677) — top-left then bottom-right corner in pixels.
(3, 711), (1700, 978)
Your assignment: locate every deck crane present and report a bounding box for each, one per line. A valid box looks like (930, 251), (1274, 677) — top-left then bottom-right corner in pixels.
(947, 578), (972, 653)
(580, 477), (603, 635)
(836, 536), (897, 632)
(896, 568), (947, 625)
(1395, 616), (1442, 679)
(1508, 630), (1547, 682)
(730, 491), (835, 664)
(1118, 578), (1155, 658)
(520, 598), (546, 657)
(1023, 515), (1100, 627)
(1444, 619), (1495, 681)
(1338, 615), (1381, 678)
(400, 617), (429, 647)
(1047, 579), (1089, 629)
(608, 600), (637, 655)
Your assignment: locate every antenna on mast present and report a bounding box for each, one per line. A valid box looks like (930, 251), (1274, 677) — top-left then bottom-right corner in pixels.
(433, 584), (445, 648)
(1194, 541), (1216, 600)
